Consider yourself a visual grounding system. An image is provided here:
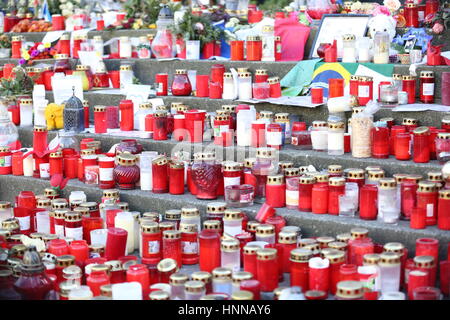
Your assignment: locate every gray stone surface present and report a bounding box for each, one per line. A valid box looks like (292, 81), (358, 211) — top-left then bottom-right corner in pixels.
(18, 126), (442, 176)
(0, 175), (448, 260)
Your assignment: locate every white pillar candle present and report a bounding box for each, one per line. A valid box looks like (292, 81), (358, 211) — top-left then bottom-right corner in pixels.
(115, 211), (135, 254)
(139, 151), (158, 191)
(112, 282), (142, 300)
(238, 74), (252, 100)
(36, 211), (51, 234)
(186, 40), (200, 60)
(222, 73), (236, 100)
(130, 211), (140, 251)
(119, 37), (132, 58)
(68, 286), (93, 300)
(236, 108), (256, 147)
(19, 99), (33, 127)
(23, 154), (34, 176)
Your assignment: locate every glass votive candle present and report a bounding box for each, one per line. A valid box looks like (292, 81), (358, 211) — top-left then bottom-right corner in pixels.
(225, 185), (254, 208)
(412, 286), (441, 300)
(90, 229), (108, 246)
(252, 82), (270, 99)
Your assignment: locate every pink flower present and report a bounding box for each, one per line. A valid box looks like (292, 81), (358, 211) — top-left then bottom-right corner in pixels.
(372, 5), (391, 16)
(432, 22), (444, 34)
(194, 22), (204, 31)
(383, 0), (401, 12)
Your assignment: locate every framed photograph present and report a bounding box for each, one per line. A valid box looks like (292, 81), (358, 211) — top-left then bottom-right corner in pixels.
(403, 37), (417, 53)
(309, 14), (371, 59)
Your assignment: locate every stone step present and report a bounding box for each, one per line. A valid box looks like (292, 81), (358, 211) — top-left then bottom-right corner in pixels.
(63, 91), (447, 128)
(0, 174), (448, 260)
(18, 126), (443, 177)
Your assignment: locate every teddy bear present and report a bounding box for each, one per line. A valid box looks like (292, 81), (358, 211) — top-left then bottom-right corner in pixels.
(45, 103), (65, 131)
(367, 14), (398, 57)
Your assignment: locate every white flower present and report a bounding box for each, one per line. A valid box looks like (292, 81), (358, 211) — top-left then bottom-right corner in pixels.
(383, 0), (401, 12)
(37, 44), (44, 51)
(62, 9), (72, 16)
(59, 4), (66, 9)
(66, 2), (73, 9)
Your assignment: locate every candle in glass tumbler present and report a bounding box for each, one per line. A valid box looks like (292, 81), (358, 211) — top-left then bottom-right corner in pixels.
(105, 228), (127, 261)
(378, 252), (401, 294)
(162, 230), (182, 268)
(221, 239), (240, 273)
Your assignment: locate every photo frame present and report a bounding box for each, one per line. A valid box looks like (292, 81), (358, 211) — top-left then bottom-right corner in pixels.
(309, 14), (371, 59)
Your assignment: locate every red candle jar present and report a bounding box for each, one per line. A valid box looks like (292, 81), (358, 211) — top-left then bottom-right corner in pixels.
(402, 75), (416, 104)
(390, 125), (407, 155)
(0, 146), (12, 175)
(98, 157), (115, 189)
(326, 251), (346, 295)
(108, 71), (120, 89)
(268, 77), (282, 98)
(152, 156), (169, 193)
(209, 81), (223, 99)
(438, 190), (450, 230)
(57, 34), (70, 56)
(119, 100), (134, 131)
(417, 182), (438, 226)
(52, 211), (66, 237)
(308, 257), (330, 294)
(256, 248), (278, 292)
(290, 248), (312, 291)
(93, 105), (107, 134)
(69, 240), (89, 266)
(328, 78), (344, 98)
(196, 75), (209, 97)
(51, 14), (65, 30)
(411, 207), (426, 229)
(48, 239), (69, 256)
(180, 224), (199, 265)
(357, 76), (373, 106)
(328, 177), (346, 215)
(33, 126), (48, 155)
(419, 71), (434, 103)
(265, 175), (286, 208)
(2, 64), (14, 80)
(127, 264), (150, 300)
(155, 73), (168, 96)
(407, 270), (429, 300)
(105, 228), (127, 261)
(416, 238), (439, 267)
(405, 3), (419, 27)
(168, 160), (184, 195)
(162, 230), (182, 268)
(105, 106), (119, 129)
(440, 261), (450, 296)
(349, 239), (374, 266)
(48, 151), (63, 176)
(153, 111), (168, 140)
(64, 156), (78, 179)
(311, 184), (329, 214)
(64, 212), (83, 240)
(278, 231), (297, 273)
(81, 217), (103, 244)
(11, 36), (23, 59)
(359, 184), (378, 220)
(172, 69), (192, 96)
(210, 64), (225, 88)
(231, 41), (244, 60)
(86, 270), (110, 296)
(251, 121), (266, 148)
(55, 255), (75, 284)
(254, 69), (269, 83)
(184, 110), (206, 143)
(246, 36), (262, 61)
(113, 153), (140, 190)
(274, 36), (282, 61)
(414, 255), (436, 286)
(311, 87), (324, 104)
(413, 127), (430, 163)
(11, 151), (23, 176)
(199, 230), (221, 273)
(401, 182), (418, 220)
(349, 75), (359, 96)
(395, 132), (411, 161)
(240, 280), (260, 300)
(338, 264), (359, 283)
(266, 123), (283, 150)
(242, 245), (258, 277)
(7, 104), (20, 126)
(141, 222), (161, 265)
(371, 127), (390, 158)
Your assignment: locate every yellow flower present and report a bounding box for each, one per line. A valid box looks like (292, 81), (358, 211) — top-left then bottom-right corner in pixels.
(23, 52), (30, 60)
(43, 42), (51, 48)
(132, 22), (140, 30)
(149, 24), (156, 29)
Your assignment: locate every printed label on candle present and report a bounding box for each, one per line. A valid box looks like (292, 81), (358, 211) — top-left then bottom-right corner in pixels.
(286, 190), (299, 205)
(241, 191), (254, 203)
(55, 224), (65, 237)
(99, 167), (113, 181)
(157, 83), (163, 93)
(0, 155), (11, 167)
(426, 203), (434, 217)
(182, 241), (198, 254)
(148, 240), (160, 254)
(266, 132), (282, 145)
(16, 216), (30, 231)
(422, 83), (434, 96)
(65, 226), (83, 240)
(224, 177), (241, 188)
(358, 85), (370, 98)
(214, 125), (229, 137)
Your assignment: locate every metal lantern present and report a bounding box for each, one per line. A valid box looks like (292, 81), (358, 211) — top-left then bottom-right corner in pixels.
(63, 87), (85, 133)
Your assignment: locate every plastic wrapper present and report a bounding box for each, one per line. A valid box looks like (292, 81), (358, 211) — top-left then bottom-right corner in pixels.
(351, 100), (380, 158)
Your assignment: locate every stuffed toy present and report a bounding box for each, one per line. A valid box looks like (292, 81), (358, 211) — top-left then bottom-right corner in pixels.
(367, 14), (397, 42)
(45, 103), (64, 130)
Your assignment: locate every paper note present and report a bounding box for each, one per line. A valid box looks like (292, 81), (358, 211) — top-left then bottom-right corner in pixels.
(52, 74), (84, 104)
(41, 30), (66, 44)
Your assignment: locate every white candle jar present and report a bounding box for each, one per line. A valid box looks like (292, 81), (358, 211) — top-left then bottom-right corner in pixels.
(119, 65), (134, 90)
(378, 252), (401, 295)
(342, 34), (356, 63)
(377, 178), (400, 224)
(255, 224), (276, 244)
(261, 25), (275, 62)
(212, 278), (232, 296)
(119, 36), (132, 58)
(222, 73), (235, 100)
(184, 280), (205, 300)
(135, 102), (152, 132)
(19, 98), (33, 127)
(311, 121), (328, 151)
(357, 37), (371, 63)
(238, 72), (252, 100)
(373, 32), (389, 64)
(180, 207), (201, 233)
(69, 191), (87, 206)
(93, 35), (104, 57)
(140, 151), (158, 191)
(0, 201), (12, 223)
(223, 209), (243, 237)
(23, 153), (34, 176)
(327, 121), (345, 155)
(221, 239), (241, 273)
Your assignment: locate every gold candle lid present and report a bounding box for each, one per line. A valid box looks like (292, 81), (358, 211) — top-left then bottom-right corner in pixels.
(206, 201), (227, 213)
(329, 177), (346, 186)
(212, 267), (232, 279)
(290, 248), (313, 262)
(256, 248), (277, 260)
(378, 178), (397, 189)
(162, 230), (181, 239)
(336, 281), (364, 299)
(221, 238), (240, 252)
(363, 253), (381, 265)
(379, 252), (401, 265)
(255, 224), (275, 235)
(350, 227), (369, 239)
(231, 290), (253, 300)
(169, 272), (189, 285)
(413, 255), (435, 268)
